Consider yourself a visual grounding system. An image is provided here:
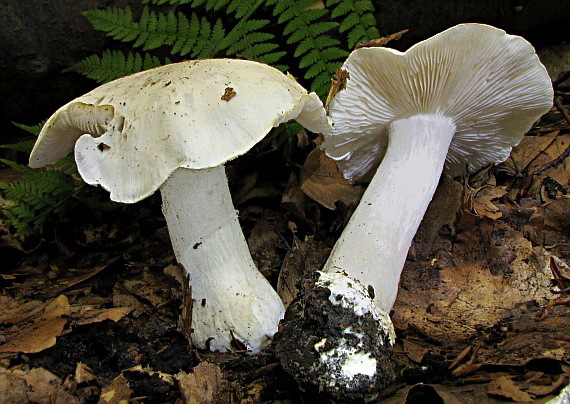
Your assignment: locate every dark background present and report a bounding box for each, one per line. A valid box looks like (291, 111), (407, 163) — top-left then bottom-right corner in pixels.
(1, 0), (569, 144)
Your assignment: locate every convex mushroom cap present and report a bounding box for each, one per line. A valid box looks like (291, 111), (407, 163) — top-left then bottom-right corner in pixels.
(30, 59), (331, 203)
(322, 23), (553, 313)
(29, 59), (332, 354)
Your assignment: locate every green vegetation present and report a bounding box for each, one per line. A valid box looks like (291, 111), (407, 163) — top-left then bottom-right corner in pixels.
(1, 0), (381, 238)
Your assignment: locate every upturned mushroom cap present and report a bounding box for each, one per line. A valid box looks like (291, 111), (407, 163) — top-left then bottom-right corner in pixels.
(323, 23), (554, 182)
(30, 59), (332, 202)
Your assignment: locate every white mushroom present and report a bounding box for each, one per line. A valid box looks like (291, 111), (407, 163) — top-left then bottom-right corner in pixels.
(29, 59), (332, 354)
(322, 24), (553, 313)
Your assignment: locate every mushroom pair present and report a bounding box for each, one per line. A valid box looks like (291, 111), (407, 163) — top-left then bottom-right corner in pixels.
(321, 23), (554, 314)
(30, 59), (332, 354)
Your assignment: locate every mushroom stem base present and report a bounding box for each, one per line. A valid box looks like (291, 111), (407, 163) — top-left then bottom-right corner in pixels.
(160, 166), (285, 354)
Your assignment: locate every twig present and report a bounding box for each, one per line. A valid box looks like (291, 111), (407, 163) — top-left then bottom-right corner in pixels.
(532, 97), (570, 176)
(553, 70), (570, 89)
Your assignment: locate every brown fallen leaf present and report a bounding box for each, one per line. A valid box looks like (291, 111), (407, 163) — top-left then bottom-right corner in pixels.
(177, 362), (224, 404)
(75, 362), (97, 384)
(381, 383), (463, 404)
(300, 147), (364, 210)
(277, 238), (329, 309)
(99, 374), (132, 404)
(0, 296), (43, 324)
(487, 376), (533, 402)
(526, 374), (568, 397)
(0, 367), (29, 403)
(466, 185), (508, 220)
(394, 214), (554, 348)
(70, 307), (132, 326)
(355, 29), (409, 49)
(282, 173), (320, 228)
(22, 367), (78, 404)
(523, 197), (570, 262)
(402, 340), (430, 364)
(0, 295), (71, 357)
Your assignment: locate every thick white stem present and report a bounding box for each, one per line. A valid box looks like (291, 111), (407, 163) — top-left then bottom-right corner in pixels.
(324, 114), (456, 312)
(160, 166), (285, 353)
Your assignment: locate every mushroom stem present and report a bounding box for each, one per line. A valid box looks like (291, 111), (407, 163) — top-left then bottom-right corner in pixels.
(160, 166), (285, 353)
(324, 114), (456, 312)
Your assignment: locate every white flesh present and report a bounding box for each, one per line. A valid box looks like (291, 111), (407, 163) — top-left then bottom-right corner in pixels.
(160, 166), (285, 353)
(324, 114), (456, 312)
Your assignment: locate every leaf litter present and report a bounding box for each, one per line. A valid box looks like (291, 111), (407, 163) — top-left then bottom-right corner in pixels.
(0, 79), (569, 404)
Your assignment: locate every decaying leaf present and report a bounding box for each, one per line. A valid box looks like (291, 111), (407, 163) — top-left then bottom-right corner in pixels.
(0, 367), (29, 403)
(22, 367), (77, 404)
(526, 374), (568, 397)
(355, 29), (409, 49)
(282, 173), (321, 228)
(394, 213), (554, 347)
(247, 213), (290, 275)
(402, 339), (430, 364)
(99, 374), (132, 404)
(487, 376), (534, 402)
(523, 197), (570, 262)
(380, 383), (464, 404)
(0, 295), (71, 357)
(70, 306), (132, 326)
(299, 147), (364, 210)
(500, 131), (570, 198)
(465, 185), (508, 220)
(277, 238), (329, 308)
(325, 67), (350, 107)
(410, 174), (462, 260)
(177, 362), (224, 404)
(74, 363), (96, 384)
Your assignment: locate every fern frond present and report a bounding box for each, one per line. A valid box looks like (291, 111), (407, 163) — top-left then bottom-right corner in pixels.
(0, 161), (77, 238)
(326, 0), (380, 48)
(1, 140), (36, 153)
(64, 50), (166, 84)
(12, 121), (46, 136)
(268, 0), (347, 98)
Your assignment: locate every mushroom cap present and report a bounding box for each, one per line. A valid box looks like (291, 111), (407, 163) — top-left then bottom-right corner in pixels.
(30, 59), (332, 203)
(323, 23), (554, 182)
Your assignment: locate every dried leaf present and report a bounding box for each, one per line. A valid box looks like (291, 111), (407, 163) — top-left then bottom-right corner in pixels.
(23, 367), (78, 404)
(467, 185), (508, 220)
(0, 295), (71, 357)
(177, 362), (224, 404)
(355, 29), (409, 49)
(247, 214), (289, 274)
(410, 174), (462, 260)
(282, 173), (320, 228)
(487, 376), (534, 402)
(523, 197), (570, 262)
(300, 148), (364, 210)
(402, 340), (429, 363)
(99, 374), (132, 404)
(526, 374), (568, 397)
(75, 363), (96, 384)
(0, 296), (43, 324)
(277, 238), (330, 308)
(0, 367), (29, 403)
(71, 307), (132, 326)
(394, 215), (554, 348)
(122, 268), (172, 308)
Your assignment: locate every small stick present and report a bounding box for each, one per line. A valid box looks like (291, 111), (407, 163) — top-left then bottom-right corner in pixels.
(532, 97), (570, 176)
(553, 70), (570, 88)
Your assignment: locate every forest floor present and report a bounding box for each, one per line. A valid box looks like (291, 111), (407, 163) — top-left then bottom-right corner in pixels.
(0, 89), (569, 403)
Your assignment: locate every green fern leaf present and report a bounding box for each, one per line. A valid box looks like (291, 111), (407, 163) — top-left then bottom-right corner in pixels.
(12, 121), (46, 136)
(64, 50), (165, 83)
(268, 0), (347, 98)
(326, 0), (380, 48)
